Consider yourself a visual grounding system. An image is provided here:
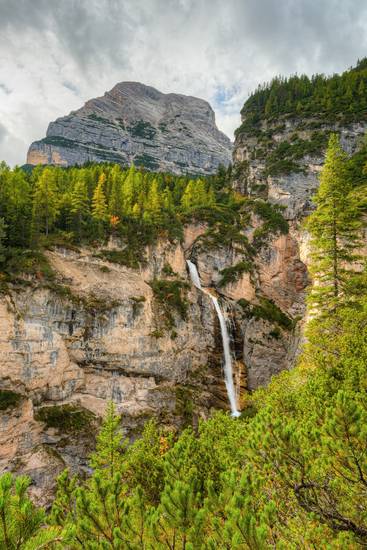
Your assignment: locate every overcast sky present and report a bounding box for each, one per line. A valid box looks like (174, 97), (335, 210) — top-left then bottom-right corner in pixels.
(0, 0), (367, 166)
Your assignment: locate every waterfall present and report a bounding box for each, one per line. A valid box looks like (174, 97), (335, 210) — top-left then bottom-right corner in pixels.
(187, 260), (241, 417)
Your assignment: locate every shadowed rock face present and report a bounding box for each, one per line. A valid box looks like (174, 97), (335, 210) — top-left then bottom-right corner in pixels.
(27, 82), (232, 174)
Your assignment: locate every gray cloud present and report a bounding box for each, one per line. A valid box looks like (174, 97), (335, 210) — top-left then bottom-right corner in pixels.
(0, 83), (11, 94)
(0, 0), (366, 165)
(0, 122), (7, 143)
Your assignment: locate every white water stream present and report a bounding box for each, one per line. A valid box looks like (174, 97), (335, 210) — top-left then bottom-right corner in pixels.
(186, 260), (241, 417)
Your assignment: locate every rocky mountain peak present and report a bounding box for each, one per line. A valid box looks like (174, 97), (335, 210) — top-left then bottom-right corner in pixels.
(27, 82), (232, 174)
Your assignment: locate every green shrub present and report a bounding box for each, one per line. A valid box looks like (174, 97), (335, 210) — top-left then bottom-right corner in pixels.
(218, 260), (252, 287)
(237, 296), (294, 330)
(96, 248), (146, 269)
(128, 120), (157, 139)
(252, 297), (294, 330)
(150, 278), (189, 328)
(5, 249), (55, 281)
(264, 132), (329, 176)
(252, 200), (289, 246)
(0, 390), (22, 410)
(162, 263), (177, 277)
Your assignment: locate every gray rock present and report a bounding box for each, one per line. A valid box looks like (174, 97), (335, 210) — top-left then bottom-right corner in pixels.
(27, 82), (232, 175)
(233, 118), (367, 220)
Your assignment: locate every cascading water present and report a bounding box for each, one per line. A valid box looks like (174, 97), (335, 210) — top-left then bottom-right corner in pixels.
(187, 260), (241, 417)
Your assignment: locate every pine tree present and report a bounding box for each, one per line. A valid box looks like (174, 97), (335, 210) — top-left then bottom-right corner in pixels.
(123, 419), (166, 504)
(52, 402), (129, 547)
(89, 401), (126, 479)
(4, 169), (32, 247)
(0, 473), (65, 548)
(306, 134), (364, 313)
(151, 479), (204, 549)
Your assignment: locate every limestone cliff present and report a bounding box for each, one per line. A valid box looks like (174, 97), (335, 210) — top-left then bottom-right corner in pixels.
(27, 82), (232, 175)
(231, 105), (367, 387)
(233, 117), (367, 219)
(0, 210), (306, 502)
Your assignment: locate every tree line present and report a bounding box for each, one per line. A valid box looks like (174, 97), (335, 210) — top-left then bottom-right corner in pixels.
(237, 57), (367, 131)
(0, 162), (235, 274)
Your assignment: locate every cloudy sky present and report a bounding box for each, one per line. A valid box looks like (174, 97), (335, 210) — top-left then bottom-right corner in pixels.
(0, 0), (367, 165)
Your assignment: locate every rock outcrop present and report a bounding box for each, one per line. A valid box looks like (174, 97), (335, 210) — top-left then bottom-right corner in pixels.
(27, 82), (232, 175)
(233, 117), (367, 219)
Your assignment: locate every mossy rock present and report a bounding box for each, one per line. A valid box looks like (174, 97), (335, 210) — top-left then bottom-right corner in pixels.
(35, 404), (96, 433)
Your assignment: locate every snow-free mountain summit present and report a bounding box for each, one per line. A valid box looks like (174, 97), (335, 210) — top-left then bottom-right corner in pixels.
(27, 82), (232, 174)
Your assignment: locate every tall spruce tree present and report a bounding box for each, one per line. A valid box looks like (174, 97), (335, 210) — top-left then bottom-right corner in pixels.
(306, 133), (364, 313)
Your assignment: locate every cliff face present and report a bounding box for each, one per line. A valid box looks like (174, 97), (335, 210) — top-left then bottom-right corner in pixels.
(231, 113), (367, 385)
(233, 117), (367, 219)
(0, 212), (306, 502)
(27, 82), (232, 175)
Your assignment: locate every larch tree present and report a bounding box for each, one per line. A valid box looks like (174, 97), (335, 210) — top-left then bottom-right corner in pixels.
(31, 167), (59, 241)
(121, 164), (137, 215)
(109, 165), (124, 218)
(145, 178), (162, 223)
(71, 176), (90, 241)
(91, 173), (108, 237)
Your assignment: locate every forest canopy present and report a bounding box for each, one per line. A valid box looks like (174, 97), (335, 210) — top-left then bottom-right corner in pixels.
(0, 162), (238, 274)
(236, 58), (367, 135)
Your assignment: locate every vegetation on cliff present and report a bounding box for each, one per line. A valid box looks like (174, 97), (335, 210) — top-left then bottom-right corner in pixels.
(237, 58), (367, 136)
(0, 162), (226, 274)
(1, 135), (366, 548)
(0, 161), (288, 289)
